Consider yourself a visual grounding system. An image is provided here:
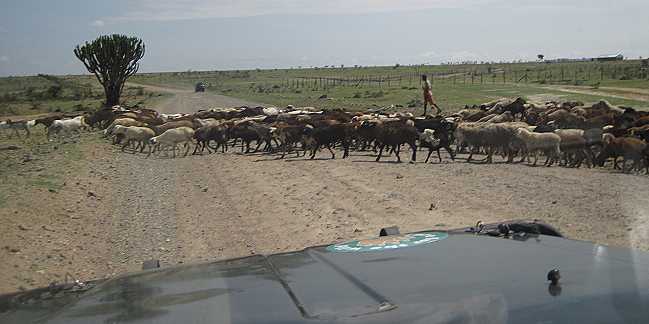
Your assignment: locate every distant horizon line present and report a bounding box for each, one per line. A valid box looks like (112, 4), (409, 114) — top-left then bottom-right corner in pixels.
(1, 57), (645, 78)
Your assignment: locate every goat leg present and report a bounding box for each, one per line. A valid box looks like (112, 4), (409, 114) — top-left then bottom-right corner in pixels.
(446, 146), (455, 161)
(394, 145), (402, 162)
(376, 145), (385, 162)
(410, 142), (417, 162)
(192, 142), (201, 155)
(326, 144), (335, 159)
(425, 149), (433, 163)
(121, 140), (130, 152)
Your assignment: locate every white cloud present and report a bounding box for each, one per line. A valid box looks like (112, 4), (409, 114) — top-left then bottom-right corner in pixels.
(90, 20), (105, 27)
(0, 56), (9, 62)
(108, 0), (493, 21)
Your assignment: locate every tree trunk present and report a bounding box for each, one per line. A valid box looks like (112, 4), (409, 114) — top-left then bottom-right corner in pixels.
(105, 83), (121, 107)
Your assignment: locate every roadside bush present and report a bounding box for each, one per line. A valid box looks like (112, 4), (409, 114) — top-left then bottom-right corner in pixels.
(0, 93), (17, 102)
(46, 85), (63, 99)
(24, 87), (36, 98)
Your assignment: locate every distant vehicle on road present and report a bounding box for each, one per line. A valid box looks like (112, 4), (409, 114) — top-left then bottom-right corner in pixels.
(195, 82), (206, 92)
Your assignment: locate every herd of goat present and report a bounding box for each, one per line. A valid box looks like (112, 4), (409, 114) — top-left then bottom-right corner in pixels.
(3, 97), (649, 174)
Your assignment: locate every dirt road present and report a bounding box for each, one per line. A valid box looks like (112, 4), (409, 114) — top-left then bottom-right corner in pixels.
(128, 82), (266, 114)
(2, 86), (649, 294)
(543, 85), (649, 103)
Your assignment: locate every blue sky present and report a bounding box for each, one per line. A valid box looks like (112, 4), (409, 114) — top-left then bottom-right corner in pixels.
(1, 0), (648, 76)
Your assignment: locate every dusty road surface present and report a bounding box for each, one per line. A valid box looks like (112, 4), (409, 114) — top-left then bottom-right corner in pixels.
(2, 86), (649, 294)
(128, 82), (266, 114)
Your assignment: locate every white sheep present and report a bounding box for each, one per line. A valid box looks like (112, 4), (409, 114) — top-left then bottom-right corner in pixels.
(120, 126), (156, 153)
(514, 128), (561, 166)
(148, 126), (195, 158)
(47, 116), (89, 140)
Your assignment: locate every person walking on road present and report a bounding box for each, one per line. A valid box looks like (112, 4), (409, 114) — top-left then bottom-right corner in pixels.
(421, 75), (441, 116)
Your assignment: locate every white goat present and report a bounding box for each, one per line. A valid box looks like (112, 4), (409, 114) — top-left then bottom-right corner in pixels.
(514, 128), (561, 166)
(148, 126), (195, 158)
(47, 116), (89, 140)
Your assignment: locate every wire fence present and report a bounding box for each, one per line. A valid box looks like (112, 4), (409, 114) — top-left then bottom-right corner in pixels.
(272, 61), (649, 90)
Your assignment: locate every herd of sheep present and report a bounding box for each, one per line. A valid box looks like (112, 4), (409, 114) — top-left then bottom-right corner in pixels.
(3, 97), (649, 174)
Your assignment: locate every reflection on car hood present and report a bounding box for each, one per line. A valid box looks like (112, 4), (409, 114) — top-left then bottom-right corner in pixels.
(2, 232), (649, 324)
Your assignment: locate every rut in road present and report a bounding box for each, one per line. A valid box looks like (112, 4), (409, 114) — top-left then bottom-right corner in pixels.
(102, 87), (268, 269)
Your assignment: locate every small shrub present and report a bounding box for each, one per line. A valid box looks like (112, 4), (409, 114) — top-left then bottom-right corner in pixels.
(538, 79), (547, 84)
(45, 85), (63, 99)
(353, 92), (362, 98)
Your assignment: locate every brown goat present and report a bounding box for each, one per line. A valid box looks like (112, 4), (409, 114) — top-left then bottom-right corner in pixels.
(595, 135), (647, 172)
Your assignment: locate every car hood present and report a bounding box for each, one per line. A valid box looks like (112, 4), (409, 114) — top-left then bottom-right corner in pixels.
(2, 232), (649, 324)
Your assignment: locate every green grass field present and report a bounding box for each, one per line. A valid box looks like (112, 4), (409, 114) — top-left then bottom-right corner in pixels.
(2, 60), (648, 118)
(131, 60), (649, 112)
(0, 74), (167, 118)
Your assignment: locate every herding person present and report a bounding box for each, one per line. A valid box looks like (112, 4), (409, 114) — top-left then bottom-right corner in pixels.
(422, 75), (441, 116)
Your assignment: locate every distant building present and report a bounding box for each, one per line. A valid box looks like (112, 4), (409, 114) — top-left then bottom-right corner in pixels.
(544, 57), (591, 63)
(595, 53), (624, 62)
(544, 53), (624, 63)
